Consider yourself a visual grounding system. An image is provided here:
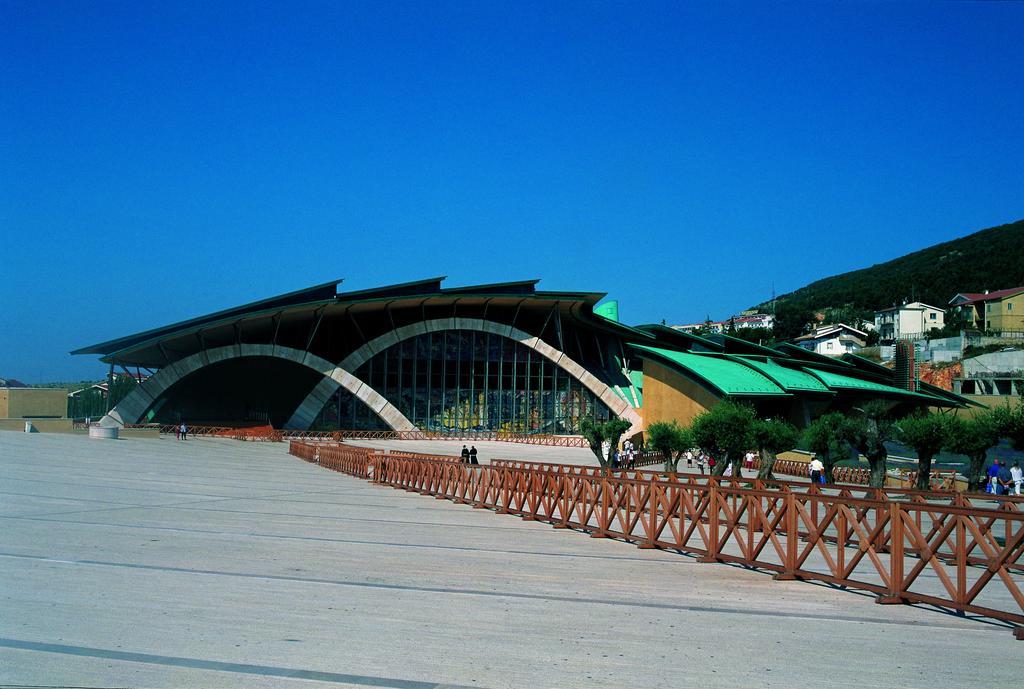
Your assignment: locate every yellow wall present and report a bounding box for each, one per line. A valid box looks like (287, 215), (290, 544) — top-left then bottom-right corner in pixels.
(989, 293), (1024, 332)
(0, 418), (74, 432)
(0, 388), (68, 418)
(641, 361), (719, 429)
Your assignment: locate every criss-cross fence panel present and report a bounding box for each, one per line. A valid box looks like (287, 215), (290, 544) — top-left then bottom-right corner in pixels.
(288, 440), (1024, 638)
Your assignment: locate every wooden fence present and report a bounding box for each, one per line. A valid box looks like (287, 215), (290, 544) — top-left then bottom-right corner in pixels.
(289, 440), (1024, 639)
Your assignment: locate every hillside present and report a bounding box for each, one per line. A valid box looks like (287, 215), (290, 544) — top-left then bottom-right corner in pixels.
(760, 219), (1024, 335)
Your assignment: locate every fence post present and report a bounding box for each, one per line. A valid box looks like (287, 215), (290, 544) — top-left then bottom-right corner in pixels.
(698, 480), (720, 562)
(877, 502), (905, 604)
(638, 476), (658, 549)
(774, 491), (799, 580)
(590, 475), (610, 538)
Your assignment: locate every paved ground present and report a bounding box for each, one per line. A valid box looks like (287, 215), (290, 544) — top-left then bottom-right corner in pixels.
(0, 432), (1016, 689)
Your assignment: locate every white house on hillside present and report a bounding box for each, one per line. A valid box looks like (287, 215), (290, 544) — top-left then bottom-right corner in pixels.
(793, 323), (868, 357)
(873, 302), (945, 341)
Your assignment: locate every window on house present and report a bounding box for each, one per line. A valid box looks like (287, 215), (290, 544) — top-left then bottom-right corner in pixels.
(1008, 303), (1013, 312)
(929, 313), (936, 320)
(826, 342), (833, 350)
(987, 303), (992, 312)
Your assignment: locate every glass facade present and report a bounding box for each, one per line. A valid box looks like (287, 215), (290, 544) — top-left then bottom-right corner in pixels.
(312, 330), (613, 433)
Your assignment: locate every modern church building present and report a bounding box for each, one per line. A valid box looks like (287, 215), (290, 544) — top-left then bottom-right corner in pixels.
(74, 278), (967, 434)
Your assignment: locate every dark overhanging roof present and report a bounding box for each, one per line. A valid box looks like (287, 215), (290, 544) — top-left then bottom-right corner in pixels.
(636, 324), (724, 352)
(72, 277), (624, 360)
(71, 279), (342, 356)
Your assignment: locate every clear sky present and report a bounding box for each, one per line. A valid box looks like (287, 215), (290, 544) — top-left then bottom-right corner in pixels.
(2, 1), (1022, 382)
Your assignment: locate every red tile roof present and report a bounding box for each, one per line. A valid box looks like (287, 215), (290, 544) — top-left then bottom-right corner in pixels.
(954, 286), (1024, 305)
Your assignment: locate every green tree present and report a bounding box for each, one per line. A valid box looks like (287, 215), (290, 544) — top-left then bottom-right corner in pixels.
(731, 327), (774, 344)
(803, 412), (848, 483)
(581, 417), (632, 468)
(690, 401), (756, 477)
(646, 420), (690, 472)
(751, 417), (800, 480)
(896, 412), (951, 490)
(946, 411), (1003, 491)
(993, 400), (1024, 450)
(772, 302), (816, 341)
(842, 401), (895, 488)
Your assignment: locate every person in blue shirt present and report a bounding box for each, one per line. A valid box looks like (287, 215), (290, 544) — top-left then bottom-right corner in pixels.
(986, 461), (1001, 493)
(996, 460), (1013, 496)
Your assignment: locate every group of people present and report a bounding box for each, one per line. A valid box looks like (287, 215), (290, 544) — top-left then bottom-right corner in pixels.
(611, 439), (639, 469)
(986, 459), (1022, 495)
(174, 423), (188, 440)
(460, 445), (479, 464)
(680, 448), (711, 475)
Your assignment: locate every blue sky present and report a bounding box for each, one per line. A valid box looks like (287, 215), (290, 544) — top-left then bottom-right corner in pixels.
(2, 1), (1022, 382)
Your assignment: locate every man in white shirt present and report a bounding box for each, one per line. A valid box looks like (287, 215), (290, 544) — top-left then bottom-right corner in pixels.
(808, 457), (825, 484)
(1011, 461), (1023, 496)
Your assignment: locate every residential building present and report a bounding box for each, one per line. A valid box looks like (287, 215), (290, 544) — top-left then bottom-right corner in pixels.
(873, 302), (945, 341)
(671, 313), (774, 334)
(793, 323), (867, 357)
(949, 287), (1024, 333)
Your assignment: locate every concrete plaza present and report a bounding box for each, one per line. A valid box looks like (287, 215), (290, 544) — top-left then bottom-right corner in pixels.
(0, 432), (1016, 688)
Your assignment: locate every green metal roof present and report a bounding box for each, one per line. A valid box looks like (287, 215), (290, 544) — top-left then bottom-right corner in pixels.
(804, 368), (945, 402)
(736, 357), (832, 393)
(633, 346), (788, 397)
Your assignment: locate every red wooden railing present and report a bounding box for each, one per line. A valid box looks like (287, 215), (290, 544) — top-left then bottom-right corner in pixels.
(288, 440), (1024, 638)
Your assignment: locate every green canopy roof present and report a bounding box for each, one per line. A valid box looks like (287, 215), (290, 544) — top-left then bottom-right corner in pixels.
(804, 368), (947, 403)
(633, 346), (788, 397)
(736, 357), (832, 393)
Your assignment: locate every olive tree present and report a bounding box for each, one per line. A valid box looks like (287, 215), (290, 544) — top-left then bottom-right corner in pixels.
(946, 411), (1003, 491)
(646, 420), (690, 473)
(896, 412), (951, 490)
(581, 417), (633, 468)
(690, 401), (756, 477)
(843, 401), (895, 488)
(751, 417), (800, 480)
(803, 412), (848, 484)
(994, 401), (1024, 451)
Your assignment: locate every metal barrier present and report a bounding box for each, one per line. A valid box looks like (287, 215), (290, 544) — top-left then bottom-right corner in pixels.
(288, 440), (1024, 638)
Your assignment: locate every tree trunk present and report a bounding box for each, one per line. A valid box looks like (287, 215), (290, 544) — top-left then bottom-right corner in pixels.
(731, 456), (743, 479)
(867, 450), (888, 488)
(757, 449), (777, 480)
(821, 452), (836, 484)
(587, 439), (607, 468)
(663, 450), (677, 473)
(711, 453), (728, 476)
(915, 451), (934, 491)
(968, 452), (987, 492)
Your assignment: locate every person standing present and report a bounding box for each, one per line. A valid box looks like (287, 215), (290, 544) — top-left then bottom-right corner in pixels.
(997, 460), (1013, 496)
(179, 422), (187, 441)
(461, 445), (470, 463)
(987, 460), (1001, 494)
(469, 446), (478, 465)
(809, 456), (825, 485)
(175, 424), (181, 441)
(696, 452), (706, 475)
(1010, 461), (1022, 496)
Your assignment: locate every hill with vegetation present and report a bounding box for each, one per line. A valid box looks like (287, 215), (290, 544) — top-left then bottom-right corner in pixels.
(763, 219), (1024, 339)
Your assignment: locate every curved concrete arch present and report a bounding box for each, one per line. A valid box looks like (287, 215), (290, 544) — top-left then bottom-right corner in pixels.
(285, 318), (641, 432)
(99, 344), (417, 431)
